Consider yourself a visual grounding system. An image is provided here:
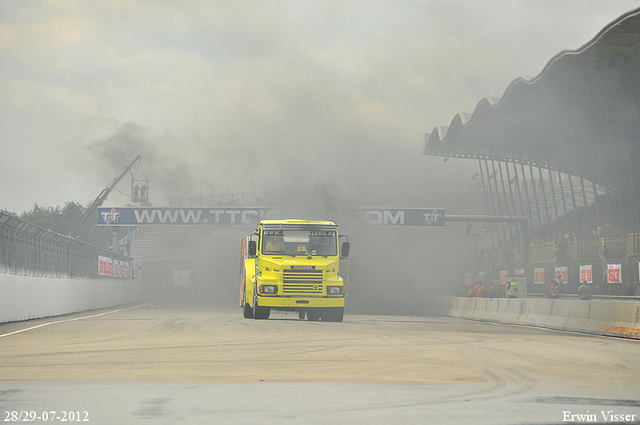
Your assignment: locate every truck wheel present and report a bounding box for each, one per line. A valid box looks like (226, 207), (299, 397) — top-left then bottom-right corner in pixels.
(243, 301), (253, 318)
(298, 310), (306, 320)
(324, 307), (344, 322)
(307, 309), (320, 321)
(252, 293), (270, 320)
(254, 305), (270, 319)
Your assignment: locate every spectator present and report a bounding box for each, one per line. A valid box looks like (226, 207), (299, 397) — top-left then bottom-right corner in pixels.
(506, 280), (519, 298)
(487, 283), (498, 298)
(546, 278), (556, 298)
(469, 280), (480, 297)
(477, 282), (485, 298)
(578, 281), (591, 300)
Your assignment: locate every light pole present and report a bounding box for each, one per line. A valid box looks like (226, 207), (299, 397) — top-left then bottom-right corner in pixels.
(251, 181), (255, 202)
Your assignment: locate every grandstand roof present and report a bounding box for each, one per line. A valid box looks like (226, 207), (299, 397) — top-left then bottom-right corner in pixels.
(424, 7), (640, 194)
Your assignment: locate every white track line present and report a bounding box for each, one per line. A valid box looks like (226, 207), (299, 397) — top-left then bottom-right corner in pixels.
(0, 303), (146, 339)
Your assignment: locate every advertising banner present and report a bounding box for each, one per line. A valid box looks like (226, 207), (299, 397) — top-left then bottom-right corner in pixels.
(500, 270), (508, 285)
(98, 256), (130, 278)
(607, 263), (622, 283)
(534, 267), (545, 285)
(99, 256), (113, 276)
(98, 207), (277, 226)
(355, 208), (445, 226)
(579, 264), (593, 284)
(98, 207), (446, 227)
(98, 256), (109, 276)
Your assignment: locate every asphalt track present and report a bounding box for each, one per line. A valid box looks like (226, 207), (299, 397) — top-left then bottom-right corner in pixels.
(0, 301), (638, 424)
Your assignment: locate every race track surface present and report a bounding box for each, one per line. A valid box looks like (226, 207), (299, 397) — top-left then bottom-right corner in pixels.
(0, 301), (638, 424)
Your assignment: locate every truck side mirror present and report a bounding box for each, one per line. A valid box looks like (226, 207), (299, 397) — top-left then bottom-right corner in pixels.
(340, 241), (350, 259)
(248, 240), (257, 257)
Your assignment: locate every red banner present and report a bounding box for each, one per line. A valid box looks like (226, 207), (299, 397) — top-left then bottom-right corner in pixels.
(607, 264), (621, 283)
(98, 256), (130, 278)
(579, 265), (593, 284)
(500, 270), (508, 285)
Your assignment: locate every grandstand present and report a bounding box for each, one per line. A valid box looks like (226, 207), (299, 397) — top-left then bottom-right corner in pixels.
(425, 7), (640, 237)
(424, 7), (640, 296)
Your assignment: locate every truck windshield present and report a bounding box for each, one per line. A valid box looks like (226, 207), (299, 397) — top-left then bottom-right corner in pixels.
(262, 229), (337, 256)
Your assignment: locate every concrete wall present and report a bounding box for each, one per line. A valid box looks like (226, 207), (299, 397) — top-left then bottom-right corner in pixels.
(447, 296), (640, 339)
(0, 274), (144, 323)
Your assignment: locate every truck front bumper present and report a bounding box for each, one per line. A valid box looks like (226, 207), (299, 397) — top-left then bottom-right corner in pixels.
(256, 296), (345, 308)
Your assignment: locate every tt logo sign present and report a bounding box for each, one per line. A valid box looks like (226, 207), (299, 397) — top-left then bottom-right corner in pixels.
(423, 209), (443, 226)
(100, 208), (120, 225)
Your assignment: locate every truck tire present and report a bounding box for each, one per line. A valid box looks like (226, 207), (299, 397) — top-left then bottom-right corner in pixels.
(298, 310), (306, 320)
(307, 308), (320, 321)
(253, 292), (270, 320)
(324, 307), (344, 322)
(254, 305), (270, 320)
(243, 301), (253, 318)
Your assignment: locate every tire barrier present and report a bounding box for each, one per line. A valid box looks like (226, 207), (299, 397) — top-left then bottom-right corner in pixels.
(448, 296), (640, 340)
(0, 274), (144, 323)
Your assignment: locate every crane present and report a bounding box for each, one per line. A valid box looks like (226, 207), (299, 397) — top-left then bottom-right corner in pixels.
(70, 155), (142, 238)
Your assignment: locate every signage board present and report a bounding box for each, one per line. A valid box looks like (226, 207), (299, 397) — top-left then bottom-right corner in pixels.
(98, 207), (446, 227)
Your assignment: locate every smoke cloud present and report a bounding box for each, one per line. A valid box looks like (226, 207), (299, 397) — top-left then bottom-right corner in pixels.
(2, 1), (638, 213)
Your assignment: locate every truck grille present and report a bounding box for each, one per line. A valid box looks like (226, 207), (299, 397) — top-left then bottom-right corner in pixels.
(283, 269), (323, 294)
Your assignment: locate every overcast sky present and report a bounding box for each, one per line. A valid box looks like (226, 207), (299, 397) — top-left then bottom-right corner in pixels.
(1, 0), (639, 213)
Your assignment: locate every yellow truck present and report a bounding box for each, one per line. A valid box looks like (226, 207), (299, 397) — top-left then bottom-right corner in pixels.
(239, 219), (350, 321)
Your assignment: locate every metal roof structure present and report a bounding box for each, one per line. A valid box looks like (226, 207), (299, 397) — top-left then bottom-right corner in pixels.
(424, 7), (640, 237)
(424, 7), (640, 196)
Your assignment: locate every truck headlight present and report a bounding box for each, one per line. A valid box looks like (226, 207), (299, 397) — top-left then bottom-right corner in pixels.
(259, 285), (277, 294)
(327, 286), (345, 295)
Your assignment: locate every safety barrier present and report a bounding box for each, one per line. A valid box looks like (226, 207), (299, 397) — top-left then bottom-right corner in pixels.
(0, 212), (131, 279)
(0, 213), (141, 324)
(545, 299), (571, 330)
(447, 296), (640, 340)
(0, 274), (144, 323)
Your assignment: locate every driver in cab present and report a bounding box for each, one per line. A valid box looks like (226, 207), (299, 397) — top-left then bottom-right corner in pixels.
(265, 235), (284, 252)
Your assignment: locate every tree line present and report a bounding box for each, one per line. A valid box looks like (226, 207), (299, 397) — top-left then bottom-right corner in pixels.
(2, 202), (113, 249)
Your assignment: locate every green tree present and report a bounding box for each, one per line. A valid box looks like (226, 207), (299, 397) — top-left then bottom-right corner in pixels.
(19, 202), (113, 248)
(20, 204), (63, 231)
(0, 209), (18, 218)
